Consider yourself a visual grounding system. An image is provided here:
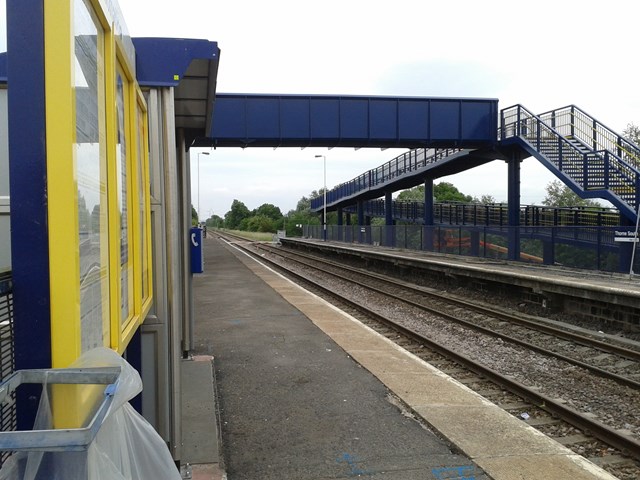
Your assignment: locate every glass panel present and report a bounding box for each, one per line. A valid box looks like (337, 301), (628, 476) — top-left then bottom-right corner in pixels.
(74, 0), (109, 351)
(0, 0), (6, 53)
(115, 68), (132, 325)
(137, 102), (149, 302)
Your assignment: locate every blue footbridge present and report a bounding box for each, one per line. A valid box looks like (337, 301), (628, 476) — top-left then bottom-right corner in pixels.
(208, 97), (640, 272)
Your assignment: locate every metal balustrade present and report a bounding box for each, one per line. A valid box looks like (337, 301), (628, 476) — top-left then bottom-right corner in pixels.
(501, 105), (640, 221)
(344, 200), (621, 229)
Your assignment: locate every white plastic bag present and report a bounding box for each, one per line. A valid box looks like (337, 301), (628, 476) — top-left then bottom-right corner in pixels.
(0, 348), (181, 480)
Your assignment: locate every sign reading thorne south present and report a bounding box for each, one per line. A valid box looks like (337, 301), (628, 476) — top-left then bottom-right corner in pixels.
(614, 231), (639, 242)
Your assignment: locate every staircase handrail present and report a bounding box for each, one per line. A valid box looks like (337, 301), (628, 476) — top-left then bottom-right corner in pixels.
(501, 105), (638, 171)
(312, 147), (463, 208)
(501, 104), (640, 218)
(538, 105), (640, 171)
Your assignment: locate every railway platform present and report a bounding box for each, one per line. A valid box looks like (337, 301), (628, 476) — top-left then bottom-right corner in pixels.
(187, 235), (618, 480)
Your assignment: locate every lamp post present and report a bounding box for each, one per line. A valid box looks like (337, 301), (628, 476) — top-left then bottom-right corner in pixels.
(315, 155), (327, 241)
(197, 152), (210, 224)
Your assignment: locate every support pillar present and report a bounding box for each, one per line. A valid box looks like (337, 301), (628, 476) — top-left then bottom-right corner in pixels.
(424, 178), (434, 250)
(357, 201), (365, 243)
(385, 191), (394, 247)
(507, 154), (522, 261)
(470, 230), (480, 257)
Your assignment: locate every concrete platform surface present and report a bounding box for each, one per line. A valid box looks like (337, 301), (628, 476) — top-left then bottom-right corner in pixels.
(187, 236), (618, 480)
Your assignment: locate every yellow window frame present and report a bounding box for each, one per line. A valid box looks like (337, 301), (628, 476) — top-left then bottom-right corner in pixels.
(45, 0), (153, 368)
(134, 90), (153, 318)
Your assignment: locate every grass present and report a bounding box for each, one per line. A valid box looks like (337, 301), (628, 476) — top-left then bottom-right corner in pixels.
(214, 228), (275, 242)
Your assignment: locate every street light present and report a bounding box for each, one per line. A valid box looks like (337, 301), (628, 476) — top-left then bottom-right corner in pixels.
(315, 155), (326, 241)
(197, 152), (210, 224)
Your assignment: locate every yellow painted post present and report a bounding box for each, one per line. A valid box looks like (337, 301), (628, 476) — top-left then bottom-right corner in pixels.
(45, 0), (81, 370)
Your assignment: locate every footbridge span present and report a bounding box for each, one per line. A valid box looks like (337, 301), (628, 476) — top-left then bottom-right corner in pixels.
(204, 95), (639, 270)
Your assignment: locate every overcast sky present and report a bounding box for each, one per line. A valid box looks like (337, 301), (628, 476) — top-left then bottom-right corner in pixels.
(3, 1), (639, 218)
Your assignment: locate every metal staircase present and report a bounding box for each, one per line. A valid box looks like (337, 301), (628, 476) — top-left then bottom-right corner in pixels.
(500, 105), (640, 222)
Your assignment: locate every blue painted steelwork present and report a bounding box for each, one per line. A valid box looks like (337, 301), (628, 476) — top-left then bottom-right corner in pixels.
(6, 0), (51, 431)
(133, 38), (220, 88)
(313, 104), (640, 227)
(208, 94), (498, 149)
(0, 54), (6, 83)
(310, 147), (500, 211)
(500, 105), (640, 223)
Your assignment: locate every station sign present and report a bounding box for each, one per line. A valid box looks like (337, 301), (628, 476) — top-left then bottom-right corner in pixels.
(614, 231), (639, 242)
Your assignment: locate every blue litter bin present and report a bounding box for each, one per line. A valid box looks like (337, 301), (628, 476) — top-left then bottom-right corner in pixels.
(190, 227), (204, 273)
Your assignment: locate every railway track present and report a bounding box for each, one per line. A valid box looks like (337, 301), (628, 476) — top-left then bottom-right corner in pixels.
(218, 234), (640, 478)
(254, 242), (640, 389)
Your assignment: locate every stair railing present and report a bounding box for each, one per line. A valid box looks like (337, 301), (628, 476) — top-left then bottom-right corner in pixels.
(539, 105), (640, 172)
(312, 147), (463, 210)
(501, 105), (640, 218)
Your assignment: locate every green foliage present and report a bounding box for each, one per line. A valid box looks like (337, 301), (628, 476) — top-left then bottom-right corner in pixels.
(205, 214), (224, 228)
(624, 123), (640, 144)
(218, 193), (324, 235)
(474, 194), (496, 204)
(224, 200), (251, 229)
(622, 123), (640, 170)
(397, 182), (473, 203)
(397, 185), (424, 201)
(246, 214), (277, 233)
(191, 205), (199, 226)
(542, 180), (600, 208)
(253, 203), (282, 220)
(296, 195), (312, 212)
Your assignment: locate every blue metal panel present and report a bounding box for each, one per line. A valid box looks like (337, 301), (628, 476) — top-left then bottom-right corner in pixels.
(0, 53), (7, 83)
(462, 101), (496, 140)
(430, 100), (460, 141)
(310, 97), (339, 140)
(7, 0), (52, 429)
(398, 100), (428, 141)
(247, 97), (279, 140)
(212, 96), (246, 139)
(281, 98), (310, 140)
(340, 98), (368, 141)
(209, 94), (498, 149)
(370, 98), (397, 140)
(133, 38), (220, 87)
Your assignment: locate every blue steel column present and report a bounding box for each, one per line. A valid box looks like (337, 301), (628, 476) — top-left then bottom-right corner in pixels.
(7, 0), (52, 429)
(357, 200), (365, 243)
(337, 207), (343, 242)
(424, 178), (434, 250)
(507, 154), (522, 261)
(385, 191), (394, 247)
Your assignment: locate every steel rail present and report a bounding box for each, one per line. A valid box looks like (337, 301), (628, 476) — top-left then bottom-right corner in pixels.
(257, 243), (640, 389)
(260, 243), (640, 361)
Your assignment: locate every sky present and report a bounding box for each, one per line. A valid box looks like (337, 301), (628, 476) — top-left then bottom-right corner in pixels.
(3, 1), (639, 219)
